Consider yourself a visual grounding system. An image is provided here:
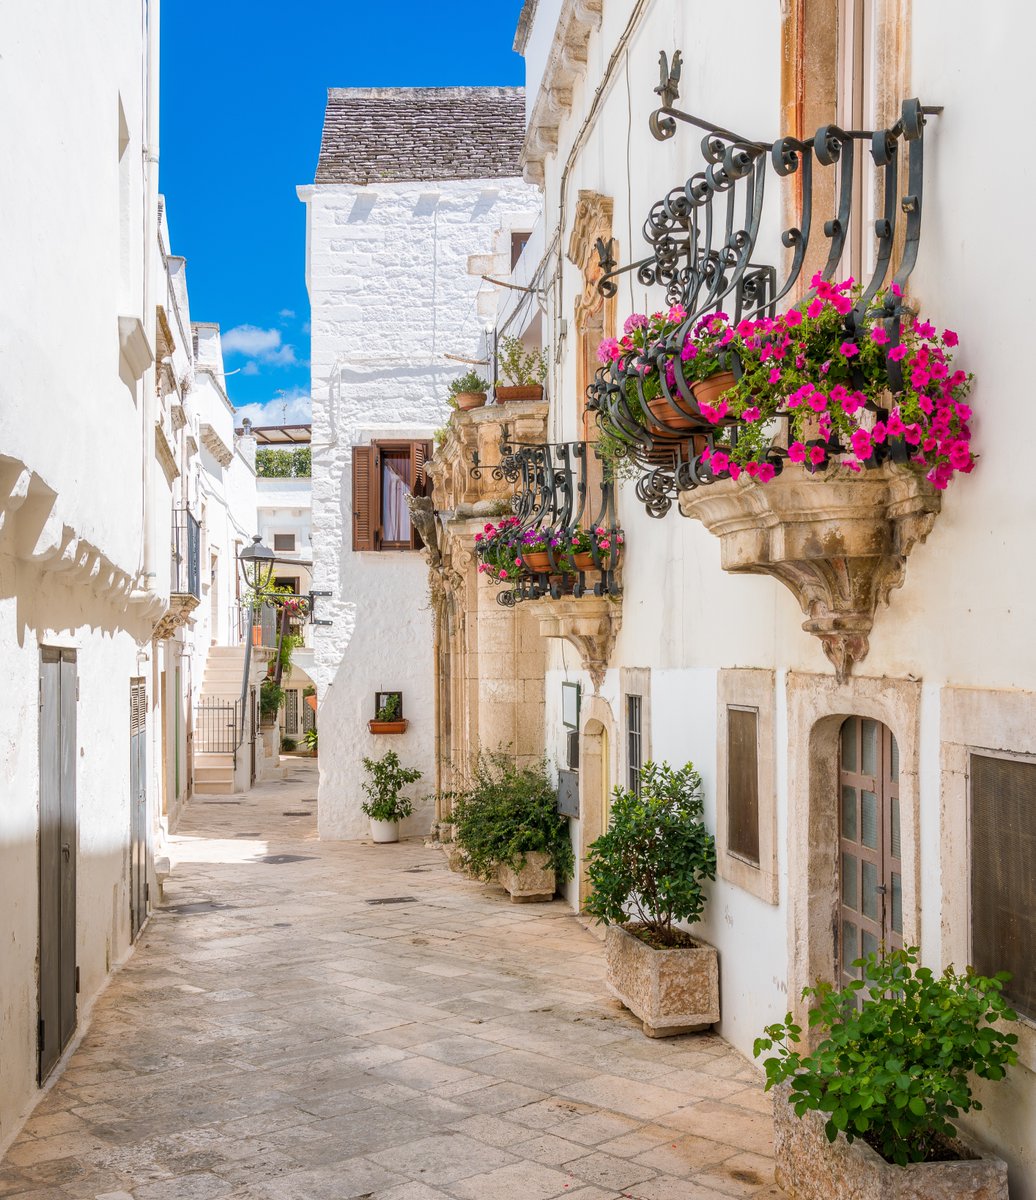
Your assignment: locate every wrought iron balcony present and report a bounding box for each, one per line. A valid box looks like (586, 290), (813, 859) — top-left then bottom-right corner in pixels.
(470, 434), (621, 607)
(171, 509), (201, 599)
(587, 46), (940, 517)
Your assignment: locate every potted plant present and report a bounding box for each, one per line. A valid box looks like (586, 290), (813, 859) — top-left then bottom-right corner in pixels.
(754, 947), (1016, 1199)
(450, 751), (574, 901)
(302, 727), (318, 755)
(258, 679), (284, 728)
(360, 750), (422, 843)
(518, 526), (565, 574)
(495, 335), (547, 403)
(448, 369), (489, 412)
(474, 516), (525, 592)
(567, 525), (624, 573)
(584, 761), (719, 1037)
(368, 692), (407, 735)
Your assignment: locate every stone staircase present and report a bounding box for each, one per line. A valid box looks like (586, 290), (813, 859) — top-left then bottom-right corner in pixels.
(193, 646), (274, 795)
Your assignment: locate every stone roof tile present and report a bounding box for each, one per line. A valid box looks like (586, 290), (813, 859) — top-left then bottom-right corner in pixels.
(314, 86), (526, 185)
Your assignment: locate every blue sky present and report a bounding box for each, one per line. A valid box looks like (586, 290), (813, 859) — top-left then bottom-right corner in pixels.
(160, 0), (526, 425)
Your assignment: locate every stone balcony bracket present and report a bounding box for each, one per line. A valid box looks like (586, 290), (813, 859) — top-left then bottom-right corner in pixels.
(678, 462), (941, 681)
(532, 595), (621, 692)
(153, 592), (200, 641)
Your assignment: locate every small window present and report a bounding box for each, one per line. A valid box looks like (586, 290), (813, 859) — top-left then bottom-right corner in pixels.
(970, 753), (1036, 1020)
(352, 441), (431, 552)
(511, 231), (531, 270)
(273, 533), (296, 553)
(727, 705), (760, 865)
(627, 695), (642, 795)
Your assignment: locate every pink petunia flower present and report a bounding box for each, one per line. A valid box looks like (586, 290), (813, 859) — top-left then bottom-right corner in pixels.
(850, 428), (873, 460)
(710, 451), (730, 473)
(889, 344), (908, 362)
(597, 338), (621, 364)
(808, 445), (826, 466)
(788, 442), (807, 463)
(807, 298), (824, 319)
(755, 462), (776, 483)
(871, 421), (887, 444)
(915, 320), (936, 339)
(742, 406), (761, 422)
(942, 329), (959, 347)
(840, 341), (859, 358)
(768, 367), (782, 385)
(870, 327), (889, 345)
(785, 309), (803, 327)
(886, 411), (906, 436)
(808, 391), (828, 413)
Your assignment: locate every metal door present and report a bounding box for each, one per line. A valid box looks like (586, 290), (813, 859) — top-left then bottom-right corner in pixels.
(38, 648), (77, 1083)
(838, 716), (902, 987)
(129, 680), (148, 938)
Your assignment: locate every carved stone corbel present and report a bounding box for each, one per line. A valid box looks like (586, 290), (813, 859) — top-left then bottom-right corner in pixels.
(679, 463), (941, 681)
(533, 596), (621, 692)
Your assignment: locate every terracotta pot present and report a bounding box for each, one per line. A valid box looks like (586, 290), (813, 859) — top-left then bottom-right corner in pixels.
(454, 391), (487, 411)
(523, 549), (552, 573)
(691, 369), (738, 408)
(305, 694), (317, 712)
(495, 384), (544, 403)
(572, 549), (619, 572)
(368, 719), (409, 734)
(645, 392), (702, 431)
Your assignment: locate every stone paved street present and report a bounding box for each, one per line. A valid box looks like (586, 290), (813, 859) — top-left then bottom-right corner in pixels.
(0, 763), (777, 1200)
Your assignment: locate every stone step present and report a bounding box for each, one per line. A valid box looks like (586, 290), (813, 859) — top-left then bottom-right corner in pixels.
(193, 779), (236, 796)
(194, 765), (234, 783)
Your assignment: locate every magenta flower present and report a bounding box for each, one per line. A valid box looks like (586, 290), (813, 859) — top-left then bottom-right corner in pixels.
(850, 428), (873, 460)
(808, 391), (827, 413)
(623, 313), (648, 335)
(596, 338), (620, 364)
(871, 421), (887, 444)
(943, 329), (959, 347)
(807, 298), (824, 319)
(755, 462), (776, 483)
(710, 451), (730, 473)
(768, 367), (782, 385)
(839, 341), (859, 358)
(955, 403), (972, 422)
(785, 309), (803, 328)
(788, 442), (807, 463)
(742, 406), (761, 422)
(915, 320), (936, 339)
(891, 282), (903, 297)
(808, 445), (826, 466)
(949, 441), (972, 471)
(886, 411), (906, 437)
(832, 295), (852, 315)
(681, 341), (698, 362)
(499, 569), (508, 579)
(889, 344), (908, 362)
(870, 327), (889, 345)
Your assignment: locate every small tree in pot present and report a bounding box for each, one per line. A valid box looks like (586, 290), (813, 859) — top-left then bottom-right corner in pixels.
(448, 370), (489, 412)
(495, 335), (547, 403)
(585, 761), (719, 1036)
(754, 947), (1018, 1199)
(361, 750), (422, 844)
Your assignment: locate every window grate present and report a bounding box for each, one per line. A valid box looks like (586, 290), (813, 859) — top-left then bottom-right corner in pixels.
(627, 695), (642, 795)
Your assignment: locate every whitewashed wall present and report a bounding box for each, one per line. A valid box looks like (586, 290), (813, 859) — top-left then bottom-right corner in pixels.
(301, 176), (539, 839)
(0, 0), (164, 1151)
(526, 0), (1036, 1191)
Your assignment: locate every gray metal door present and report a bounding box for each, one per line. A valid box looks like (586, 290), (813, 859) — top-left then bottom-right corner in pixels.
(38, 647), (77, 1083)
(129, 680), (148, 938)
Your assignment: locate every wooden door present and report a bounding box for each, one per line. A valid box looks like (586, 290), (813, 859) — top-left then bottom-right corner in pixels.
(38, 648), (77, 1082)
(838, 716), (902, 987)
(129, 680), (148, 939)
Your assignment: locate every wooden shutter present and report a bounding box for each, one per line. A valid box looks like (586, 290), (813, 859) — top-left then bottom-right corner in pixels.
(352, 445), (377, 551)
(409, 440), (433, 550)
(727, 706), (761, 865)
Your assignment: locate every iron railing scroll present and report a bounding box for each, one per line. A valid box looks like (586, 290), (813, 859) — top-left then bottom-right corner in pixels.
(469, 429), (622, 608)
(586, 46), (941, 516)
(172, 510), (201, 598)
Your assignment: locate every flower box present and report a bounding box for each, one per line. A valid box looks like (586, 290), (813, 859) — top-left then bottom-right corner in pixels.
(495, 850), (556, 903)
(495, 384), (544, 403)
(772, 1081), (1008, 1200)
(368, 719), (408, 735)
(604, 923), (719, 1037)
(454, 390), (487, 411)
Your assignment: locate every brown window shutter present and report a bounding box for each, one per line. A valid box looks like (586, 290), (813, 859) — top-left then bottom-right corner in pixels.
(352, 445), (376, 551)
(410, 440), (432, 550)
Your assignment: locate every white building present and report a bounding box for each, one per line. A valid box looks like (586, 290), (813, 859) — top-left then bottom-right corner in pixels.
(442, 0), (1035, 1192)
(299, 87), (540, 839)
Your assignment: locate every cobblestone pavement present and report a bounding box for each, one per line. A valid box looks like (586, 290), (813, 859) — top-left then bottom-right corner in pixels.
(0, 761), (778, 1200)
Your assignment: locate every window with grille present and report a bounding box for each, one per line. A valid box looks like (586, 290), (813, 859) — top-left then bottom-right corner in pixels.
(727, 706), (760, 865)
(970, 753), (1036, 1020)
(627, 695), (642, 795)
(351, 440), (432, 552)
(285, 690), (299, 736)
(273, 533), (296, 552)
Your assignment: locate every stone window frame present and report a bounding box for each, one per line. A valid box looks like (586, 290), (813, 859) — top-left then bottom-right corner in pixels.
(619, 667), (651, 795)
(939, 687), (1036, 1073)
(785, 672), (922, 1038)
(717, 669), (778, 905)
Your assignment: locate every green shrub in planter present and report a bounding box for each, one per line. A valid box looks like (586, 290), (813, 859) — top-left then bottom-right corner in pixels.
(754, 947), (1019, 1166)
(584, 761), (716, 948)
(259, 680), (284, 719)
(281, 736), (297, 752)
(451, 751), (574, 882)
(303, 727), (318, 751)
(361, 750), (421, 823)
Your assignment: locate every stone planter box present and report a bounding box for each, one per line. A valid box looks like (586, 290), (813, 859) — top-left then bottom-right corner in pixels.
(772, 1081), (1009, 1200)
(605, 924), (719, 1037)
(495, 850), (555, 903)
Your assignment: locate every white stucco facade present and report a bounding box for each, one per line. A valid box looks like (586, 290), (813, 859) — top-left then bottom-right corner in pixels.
(506, 0), (1036, 1192)
(301, 112), (540, 838)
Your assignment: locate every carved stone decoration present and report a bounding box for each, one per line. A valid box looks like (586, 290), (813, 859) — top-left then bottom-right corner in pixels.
(679, 463), (941, 681)
(567, 191), (614, 439)
(406, 494), (441, 570)
(533, 596), (621, 692)
(152, 593), (200, 641)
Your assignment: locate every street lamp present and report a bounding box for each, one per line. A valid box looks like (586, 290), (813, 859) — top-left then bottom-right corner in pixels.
(238, 534), (276, 595)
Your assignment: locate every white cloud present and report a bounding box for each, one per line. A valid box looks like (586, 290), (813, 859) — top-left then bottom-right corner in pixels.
(279, 308), (296, 319)
(221, 324), (297, 367)
(234, 388), (312, 428)
(241, 361), (260, 376)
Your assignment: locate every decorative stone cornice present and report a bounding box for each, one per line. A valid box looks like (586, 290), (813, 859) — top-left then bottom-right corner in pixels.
(152, 593), (200, 641)
(533, 595), (620, 691)
(155, 422), (180, 484)
(520, 0), (603, 187)
(679, 463), (941, 681)
(118, 315), (154, 381)
(200, 422), (234, 468)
